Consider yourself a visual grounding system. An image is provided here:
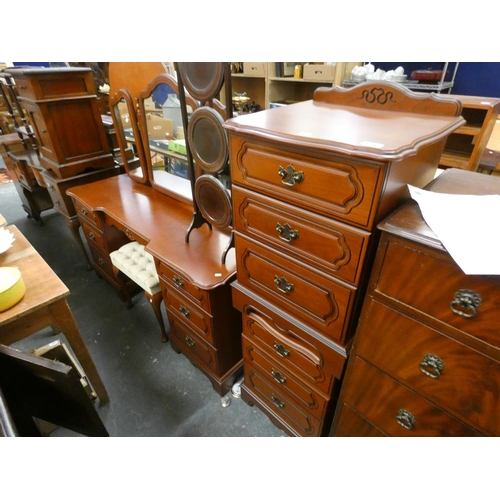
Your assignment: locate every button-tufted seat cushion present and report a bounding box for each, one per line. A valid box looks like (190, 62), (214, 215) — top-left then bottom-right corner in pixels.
(110, 241), (160, 295)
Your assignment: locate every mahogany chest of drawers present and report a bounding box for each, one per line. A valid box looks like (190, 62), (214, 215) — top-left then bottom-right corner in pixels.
(224, 83), (464, 436)
(332, 168), (500, 437)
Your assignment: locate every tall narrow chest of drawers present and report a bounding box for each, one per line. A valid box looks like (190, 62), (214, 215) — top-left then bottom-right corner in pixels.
(224, 83), (464, 436)
(332, 168), (500, 437)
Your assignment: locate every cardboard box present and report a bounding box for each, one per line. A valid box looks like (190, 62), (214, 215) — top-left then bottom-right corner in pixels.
(243, 62), (266, 77)
(303, 63), (336, 82)
(146, 114), (173, 140)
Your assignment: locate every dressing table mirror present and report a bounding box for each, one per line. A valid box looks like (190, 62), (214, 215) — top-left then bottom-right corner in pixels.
(110, 89), (149, 184)
(137, 74), (197, 205)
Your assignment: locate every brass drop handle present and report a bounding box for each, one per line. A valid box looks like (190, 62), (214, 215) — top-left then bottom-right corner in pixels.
(80, 207), (88, 216)
(173, 275), (184, 288)
(396, 409), (416, 430)
(271, 369), (286, 384)
(450, 289), (482, 318)
(179, 305), (190, 318)
(124, 228), (134, 240)
(185, 336), (195, 347)
(278, 164), (304, 187)
(88, 232), (95, 240)
(41, 129), (47, 133)
(271, 394), (285, 409)
(419, 353), (444, 379)
(273, 342), (290, 358)
(276, 222), (299, 243)
(97, 258), (105, 266)
(274, 275), (294, 294)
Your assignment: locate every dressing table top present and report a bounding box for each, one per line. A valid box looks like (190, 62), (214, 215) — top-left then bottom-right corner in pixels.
(67, 174), (236, 290)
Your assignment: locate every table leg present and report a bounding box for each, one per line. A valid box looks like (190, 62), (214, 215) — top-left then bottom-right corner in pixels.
(49, 298), (110, 404)
(66, 216), (93, 271)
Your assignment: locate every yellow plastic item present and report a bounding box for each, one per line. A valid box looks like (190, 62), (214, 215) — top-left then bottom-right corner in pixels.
(0, 267), (26, 312)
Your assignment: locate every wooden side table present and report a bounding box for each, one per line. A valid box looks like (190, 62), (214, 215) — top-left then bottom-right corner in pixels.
(0, 225), (109, 404)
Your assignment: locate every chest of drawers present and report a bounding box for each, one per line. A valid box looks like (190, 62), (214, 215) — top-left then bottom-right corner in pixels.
(225, 83), (464, 436)
(331, 168), (500, 437)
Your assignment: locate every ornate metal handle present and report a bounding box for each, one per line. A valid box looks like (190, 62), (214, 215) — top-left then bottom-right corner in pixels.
(124, 228), (134, 240)
(185, 336), (195, 347)
(273, 342), (290, 358)
(276, 222), (299, 243)
(97, 258), (105, 266)
(396, 409), (416, 430)
(278, 165), (304, 187)
(88, 232), (95, 241)
(179, 305), (190, 318)
(271, 369), (287, 384)
(41, 129), (47, 133)
(80, 207), (87, 216)
(419, 353), (444, 379)
(450, 289), (482, 318)
(173, 275), (184, 288)
(271, 394), (285, 409)
(274, 275), (294, 294)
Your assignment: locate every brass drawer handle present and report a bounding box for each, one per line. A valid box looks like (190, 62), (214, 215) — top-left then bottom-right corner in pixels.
(271, 369), (286, 384)
(179, 305), (190, 318)
(271, 394), (285, 409)
(278, 164), (304, 187)
(80, 207), (88, 216)
(97, 258), (105, 266)
(276, 222), (299, 243)
(273, 342), (290, 358)
(450, 289), (482, 318)
(419, 353), (444, 379)
(185, 335), (195, 347)
(88, 232), (96, 240)
(173, 275), (184, 288)
(274, 275), (294, 294)
(41, 129), (47, 133)
(124, 228), (134, 240)
(396, 409), (416, 430)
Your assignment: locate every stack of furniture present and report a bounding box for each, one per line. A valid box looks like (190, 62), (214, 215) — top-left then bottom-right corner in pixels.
(331, 168), (500, 436)
(224, 82), (464, 436)
(4, 67), (124, 267)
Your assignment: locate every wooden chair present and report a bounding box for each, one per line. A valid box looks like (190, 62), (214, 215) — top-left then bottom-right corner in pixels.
(110, 241), (168, 343)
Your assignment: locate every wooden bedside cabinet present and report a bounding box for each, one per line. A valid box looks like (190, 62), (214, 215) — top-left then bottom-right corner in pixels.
(225, 82), (464, 436)
(331, 168), (500, 437)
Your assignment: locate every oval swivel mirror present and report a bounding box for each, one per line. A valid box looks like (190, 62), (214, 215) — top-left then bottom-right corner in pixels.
(110, 89), (149, 184)
(137, 73), (198, 206)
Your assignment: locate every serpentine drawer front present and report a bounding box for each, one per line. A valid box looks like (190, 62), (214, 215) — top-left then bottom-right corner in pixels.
(225, 83), (464, 436)
(331, 169), (500, 437)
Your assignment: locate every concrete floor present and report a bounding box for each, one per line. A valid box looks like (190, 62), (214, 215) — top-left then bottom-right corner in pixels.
(0, 165), (287, 438)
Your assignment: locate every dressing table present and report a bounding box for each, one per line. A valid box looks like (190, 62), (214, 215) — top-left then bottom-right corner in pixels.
(67, 63), (243, 395)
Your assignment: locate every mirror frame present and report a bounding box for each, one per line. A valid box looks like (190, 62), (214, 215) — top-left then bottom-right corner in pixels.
(109, 88), (150, 185)
(137, 73), (198, 205)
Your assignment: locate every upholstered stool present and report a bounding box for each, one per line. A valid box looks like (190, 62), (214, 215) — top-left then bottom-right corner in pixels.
(110, 241), (168, 343)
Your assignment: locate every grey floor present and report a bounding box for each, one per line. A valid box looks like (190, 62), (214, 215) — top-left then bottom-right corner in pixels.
(0, 161), (287, 438)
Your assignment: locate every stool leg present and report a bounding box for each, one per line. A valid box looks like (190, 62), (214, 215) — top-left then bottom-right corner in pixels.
(146, 291), (168, 343)
(112, 264), (133, 309)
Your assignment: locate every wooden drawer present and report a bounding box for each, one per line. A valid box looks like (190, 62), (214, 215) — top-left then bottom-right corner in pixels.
(230, 136), (383, 229)
(156, 259), (211, 312)
(243, 364), (323, 437)
(235, 233), (356, 344)
(232, 186), (369, 286)
(81, 220), (107, 253)
(233, 288), (346, 391)
(356, 298), (500, 436)
(16, 72), (91, 101)
(72, 198), (102, 228)
(243, 338), (330, 421)
(343, 358), (483, 437)
(332, 405), (386, 437)
(161, 284), (214, 345)
(88, 245), (116, 283)
(376, 237), (500, 350)
(13, 159), (38, 190)
(168, 314), (218, 373)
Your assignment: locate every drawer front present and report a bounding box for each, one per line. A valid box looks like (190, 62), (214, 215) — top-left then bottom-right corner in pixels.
(13, 77), (36, 100)
(162, 284), (214, 345)
(333, 405), (386, 437)
(243, 364), (323, 437)
(230, 137), (383, 229)
(15, 73), (91, 100)
(23, 103), (57, 161)
(72, 198), (102, 228)
(376, 238), (500, 349)
(81, 220), (107, 253)
(156, 259), (210, 311)
(237, 297), (345, 392)
(89, 245), (116, 284)
(235, 234), (356, 344)
(243, 338), (329, 421)
(233, 186), (369, 286)
(12, 159), (38, 189)
(343, 358), (482, 437)
(168, 315), (218, 373)
(356, 299), (500, 436)
(103, 215), (148, 246)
